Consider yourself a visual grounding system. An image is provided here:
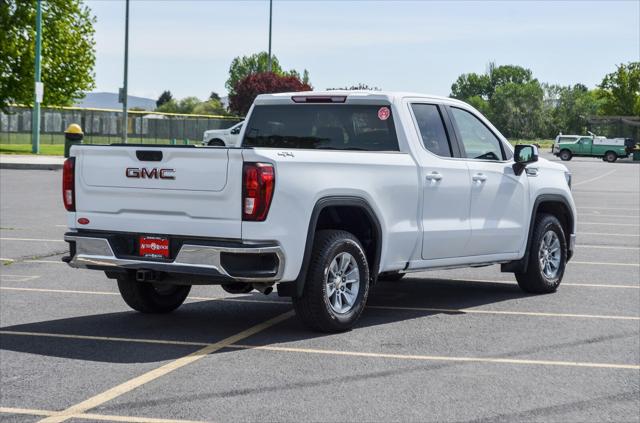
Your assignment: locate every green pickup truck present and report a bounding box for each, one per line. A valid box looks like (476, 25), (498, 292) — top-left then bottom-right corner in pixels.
(552, 134), (637, 162)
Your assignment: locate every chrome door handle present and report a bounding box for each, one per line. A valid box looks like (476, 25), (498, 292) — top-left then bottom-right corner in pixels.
(425, 171), (443, 181)
(472, 173), (487, 182)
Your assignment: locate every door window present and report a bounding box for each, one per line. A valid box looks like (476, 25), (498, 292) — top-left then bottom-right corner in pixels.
(450, 107), (505, 161)
(411, 104), (453, 157)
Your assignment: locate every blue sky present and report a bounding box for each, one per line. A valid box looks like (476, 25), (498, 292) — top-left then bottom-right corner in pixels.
(86, 0), (640, 100)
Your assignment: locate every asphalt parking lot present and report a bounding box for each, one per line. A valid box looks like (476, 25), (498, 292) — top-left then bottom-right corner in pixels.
(1, 152), (638, 423)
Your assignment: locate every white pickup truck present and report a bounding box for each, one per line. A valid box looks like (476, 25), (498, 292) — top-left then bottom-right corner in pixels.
(63, 91), (576, 332)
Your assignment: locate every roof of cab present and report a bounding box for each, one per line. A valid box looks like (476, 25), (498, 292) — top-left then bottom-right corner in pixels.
(254, 91), (468, 106)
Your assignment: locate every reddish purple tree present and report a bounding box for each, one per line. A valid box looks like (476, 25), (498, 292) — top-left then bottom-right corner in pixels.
(229, 72), (312, 115)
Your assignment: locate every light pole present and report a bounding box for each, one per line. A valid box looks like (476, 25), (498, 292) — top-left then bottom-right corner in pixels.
(121, 0), (130, 143)
(31, 0), (42, 154)
(267, 0), (272, 72)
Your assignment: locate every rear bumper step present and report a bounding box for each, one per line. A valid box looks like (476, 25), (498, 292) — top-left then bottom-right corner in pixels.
(63, 232), (284, 283)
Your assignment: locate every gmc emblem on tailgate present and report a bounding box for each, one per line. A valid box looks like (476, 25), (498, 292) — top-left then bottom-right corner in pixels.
(126, 167), (175, 180)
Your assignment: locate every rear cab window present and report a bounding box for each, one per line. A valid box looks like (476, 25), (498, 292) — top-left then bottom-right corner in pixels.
(243, 105), (399, 151)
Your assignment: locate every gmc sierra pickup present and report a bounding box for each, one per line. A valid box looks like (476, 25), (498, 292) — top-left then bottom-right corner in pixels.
(63, 91), (576, 332)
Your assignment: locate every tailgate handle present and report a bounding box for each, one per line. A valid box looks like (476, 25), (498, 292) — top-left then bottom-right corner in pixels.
(136, 150), (163, 161)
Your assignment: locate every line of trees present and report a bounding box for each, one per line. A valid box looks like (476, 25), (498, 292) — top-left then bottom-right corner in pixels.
(450, 62), (639, 139)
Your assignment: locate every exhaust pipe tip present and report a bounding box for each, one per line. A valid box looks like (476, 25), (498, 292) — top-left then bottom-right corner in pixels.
(252, 283), (274, 295)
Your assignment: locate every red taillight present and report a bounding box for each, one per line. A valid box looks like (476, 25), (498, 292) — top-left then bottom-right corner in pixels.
(242, 162), (275, 221)
(62, 158), (75, 211)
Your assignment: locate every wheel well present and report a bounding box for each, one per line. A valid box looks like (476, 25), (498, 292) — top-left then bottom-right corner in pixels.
(207, 138), (225, 146)
(315, 205), (379, 275)
(605, 150), (616, 156)
(536, 201), (572, 249)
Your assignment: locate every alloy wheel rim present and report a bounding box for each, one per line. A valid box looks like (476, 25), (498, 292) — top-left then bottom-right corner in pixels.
(325, 252), (360, 314)
(538, 230), (561, 279)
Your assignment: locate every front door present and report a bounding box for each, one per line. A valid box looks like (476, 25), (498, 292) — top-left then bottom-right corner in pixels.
(448, 106), (529, 256)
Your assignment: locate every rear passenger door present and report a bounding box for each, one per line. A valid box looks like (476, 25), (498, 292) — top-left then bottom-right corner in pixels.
(409, 103), (472, 260)
(448, 106), (529, 256)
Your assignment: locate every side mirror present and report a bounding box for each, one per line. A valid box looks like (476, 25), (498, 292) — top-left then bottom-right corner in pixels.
(513, 144), (538, 176)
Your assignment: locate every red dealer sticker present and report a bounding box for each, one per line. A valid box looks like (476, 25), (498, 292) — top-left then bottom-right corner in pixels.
(139, 236), (170, 258)
(378, 107), (390, 121)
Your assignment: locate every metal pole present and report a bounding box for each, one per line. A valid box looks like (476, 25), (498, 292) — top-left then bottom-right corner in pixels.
(267, 0), (272, 72)
(121, 0), (130, 143)
(31, 0), (42, 154)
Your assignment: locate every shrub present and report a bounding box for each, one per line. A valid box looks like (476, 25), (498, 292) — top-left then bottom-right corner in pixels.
(229, 72), (311, 115)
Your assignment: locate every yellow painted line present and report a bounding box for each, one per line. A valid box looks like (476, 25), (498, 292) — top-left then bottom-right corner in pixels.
(0, 331), (208, 347)
(3, 285), (639, 318)
(366, 305), (640, 320)
(1, 286), (120, 296)
(0, 237), (64, 242)
(38, 311), (294, 423)
(571, 169), (617, 187)
(228, 344), (640, 370)
(0, 407), (51, 416)
(2, 330), (638, 372)
(0, 407), (205, 423)
(570, 261), (639, 267)
(0, 274), (39, 282)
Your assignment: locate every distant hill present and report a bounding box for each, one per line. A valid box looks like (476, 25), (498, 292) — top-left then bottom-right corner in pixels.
(74, 92), (156, 111)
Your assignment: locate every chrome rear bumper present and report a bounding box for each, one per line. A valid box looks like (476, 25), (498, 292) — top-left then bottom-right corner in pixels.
(64, 234), (284, 283)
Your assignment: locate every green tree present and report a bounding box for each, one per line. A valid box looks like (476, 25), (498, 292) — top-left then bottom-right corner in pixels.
(0, 0), (96, 110)
(226, 52), (310, 95)
(486, 63), (532, 98)
(551, 84), (601, 135)
(208, 91), (221, 102)
(597, 62), (640, 116)
(450, 73), (490, 100)
(490, 80), (545, 139)
(156, 90), (173, 108)
(192, 99), (227, 116)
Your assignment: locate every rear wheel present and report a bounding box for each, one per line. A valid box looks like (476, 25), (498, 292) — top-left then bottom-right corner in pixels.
(515, 213), (567, 293)
(292, 230), (370, 332)
(207, 138), (225, 146)
(605, 151), (617, 162)
(559, 150), (572, 161)
(117, 276), (191, 313)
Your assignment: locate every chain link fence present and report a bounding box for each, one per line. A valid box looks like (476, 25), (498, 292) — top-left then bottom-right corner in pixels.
(0, 106), (242, 145)
(587, 116), (639, 141)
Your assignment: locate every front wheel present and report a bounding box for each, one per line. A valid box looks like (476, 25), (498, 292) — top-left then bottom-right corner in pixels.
(292, 230), (370, 332)
(515, 213), (567, 293)
(117, 276), (191, 313)
(559, 150), (572, 161)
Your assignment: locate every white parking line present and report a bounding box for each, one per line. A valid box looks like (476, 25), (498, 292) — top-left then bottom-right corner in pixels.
(578, 214), (640, 219)
(0, 275), (40, 282)
(577, 244), (639, 250)
(0, 237), (64, 242)
(579, 232), (639, 238)
(442, 278), (639, 290)
(571, 169), (617, 187)
(578, 222), (639, 227)
(570, 261), (639, 267)
(578, 207), (640, 211)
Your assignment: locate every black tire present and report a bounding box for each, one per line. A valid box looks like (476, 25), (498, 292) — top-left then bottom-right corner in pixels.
(117, 276), (191, 313)
(559, 150), (572, 161)
(292, 230), (370, 332)
(207, 138), (225, 147)
(378, 271), (406, 282)
(605, 151), (617, 162)
(515, 213), (567, 294)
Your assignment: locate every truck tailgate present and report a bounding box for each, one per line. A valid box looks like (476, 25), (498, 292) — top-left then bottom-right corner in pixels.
(72, 145), (242, 239)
